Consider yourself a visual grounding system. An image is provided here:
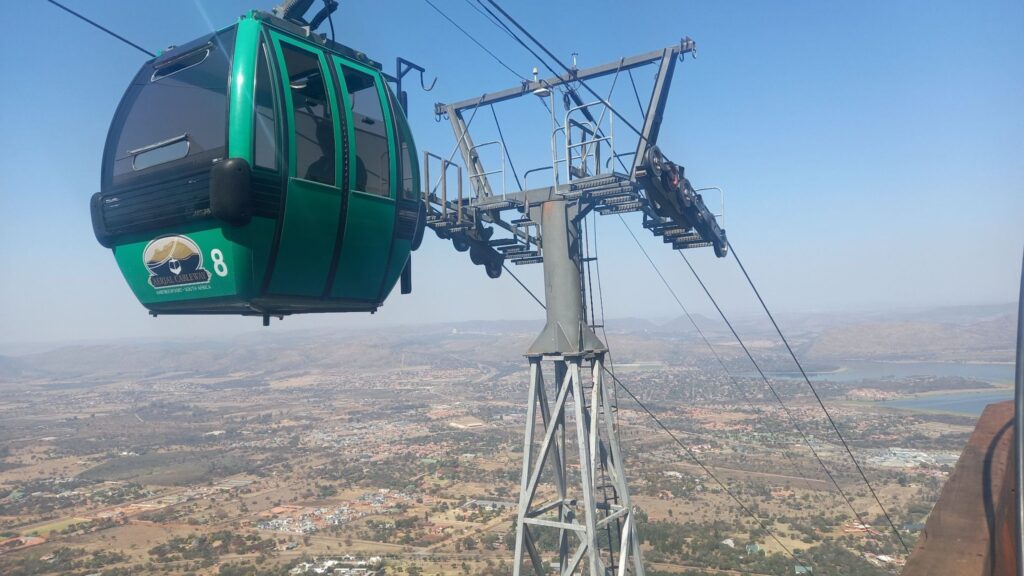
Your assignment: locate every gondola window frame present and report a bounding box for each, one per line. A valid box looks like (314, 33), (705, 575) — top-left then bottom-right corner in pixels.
(336, 60), (396, 200)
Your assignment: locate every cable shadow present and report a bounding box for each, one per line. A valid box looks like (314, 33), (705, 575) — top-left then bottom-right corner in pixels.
(984, 418), (1013, 574)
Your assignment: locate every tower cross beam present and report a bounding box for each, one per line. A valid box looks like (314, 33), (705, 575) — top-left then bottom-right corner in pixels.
(438, 39), (694, 114)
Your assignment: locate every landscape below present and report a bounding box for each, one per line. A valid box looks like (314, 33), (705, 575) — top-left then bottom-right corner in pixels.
(0, 303), (1015, 576)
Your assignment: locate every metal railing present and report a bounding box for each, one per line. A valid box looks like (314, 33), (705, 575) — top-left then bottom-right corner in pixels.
(694, 186), (727, 228)
(467, 140), (507, 199)
(549, 126), (567, 189)
(423, 151), (463, 224)
(564, 100), (615, 183)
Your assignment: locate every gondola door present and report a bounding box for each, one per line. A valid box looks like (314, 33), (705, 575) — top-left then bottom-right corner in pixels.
(328, 57), (397, 302)
(264, 33), (345, 297)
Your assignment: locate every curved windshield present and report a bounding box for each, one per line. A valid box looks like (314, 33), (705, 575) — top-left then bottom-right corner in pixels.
(106, 28), (236, 188)
(385, 85), (419, 202)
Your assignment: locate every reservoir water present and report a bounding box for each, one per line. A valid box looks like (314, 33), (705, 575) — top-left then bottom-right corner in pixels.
(768, 360), (1015, 384)
(878, 390), (1014, 416)
(755, 360), (1015, 416)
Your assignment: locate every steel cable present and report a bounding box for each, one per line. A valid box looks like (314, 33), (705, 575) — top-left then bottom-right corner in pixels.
(606, 367), (811, 575)
(676, 249), (873, 537)
(46, 0), (155, 57)
(728, 244), (911, 553)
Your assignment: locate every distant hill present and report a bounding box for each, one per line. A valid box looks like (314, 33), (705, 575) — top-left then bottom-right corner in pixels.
(0, 304), (1015, 385)
(806, 312), (1015, 361)
(0, 356), (28, 379)
(0, 330), (531, 386)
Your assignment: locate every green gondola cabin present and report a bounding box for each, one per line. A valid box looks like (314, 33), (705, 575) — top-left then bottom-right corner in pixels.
(90, 8), (425, 319)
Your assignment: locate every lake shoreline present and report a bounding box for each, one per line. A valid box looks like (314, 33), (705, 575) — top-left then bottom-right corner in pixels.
(875, 389), (1014, 416)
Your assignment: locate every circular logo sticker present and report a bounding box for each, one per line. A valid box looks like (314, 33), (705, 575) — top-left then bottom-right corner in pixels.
(143, 235), (211, 289)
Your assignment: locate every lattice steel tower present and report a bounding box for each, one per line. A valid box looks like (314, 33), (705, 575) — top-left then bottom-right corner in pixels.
(423, 38), (726, 576)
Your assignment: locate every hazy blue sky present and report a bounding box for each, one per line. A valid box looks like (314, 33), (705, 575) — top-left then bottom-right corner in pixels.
(0, 0), (1020, 345)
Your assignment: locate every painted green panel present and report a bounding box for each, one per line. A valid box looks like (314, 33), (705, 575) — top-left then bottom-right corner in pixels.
(225, 216), (275, 289)
(268, 178), (341, 295)
(265, 32), (344, 297)
(227, 17), (261, 160)
(329, 57), (398, 301)
(330, 192), (394, 299)
(382, 239), (412, 301)
(113, 224), (254, 305)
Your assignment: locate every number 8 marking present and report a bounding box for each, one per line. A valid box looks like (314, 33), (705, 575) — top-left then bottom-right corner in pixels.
(210, 249), (229, 277)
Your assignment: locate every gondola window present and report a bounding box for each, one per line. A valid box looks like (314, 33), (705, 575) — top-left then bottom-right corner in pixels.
(281, 44), (335, 186)
(343, 66), (390, 197)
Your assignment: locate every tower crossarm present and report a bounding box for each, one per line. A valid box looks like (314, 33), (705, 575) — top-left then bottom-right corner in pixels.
(438, 39), (695, 114)
(421, 37), (727, 279)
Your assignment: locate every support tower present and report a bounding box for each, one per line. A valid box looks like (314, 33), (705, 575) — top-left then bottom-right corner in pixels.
(422, 39), (727, 576)
(512, 198), (642, 576)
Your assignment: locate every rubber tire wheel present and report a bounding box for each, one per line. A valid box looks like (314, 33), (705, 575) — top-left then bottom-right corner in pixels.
(647, 145), (665, 179)
(469, 244), (487, 266)
(485, 259), (503, 279)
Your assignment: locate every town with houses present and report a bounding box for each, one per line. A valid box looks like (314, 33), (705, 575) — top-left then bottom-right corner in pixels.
(0, 313), (1015, 575)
